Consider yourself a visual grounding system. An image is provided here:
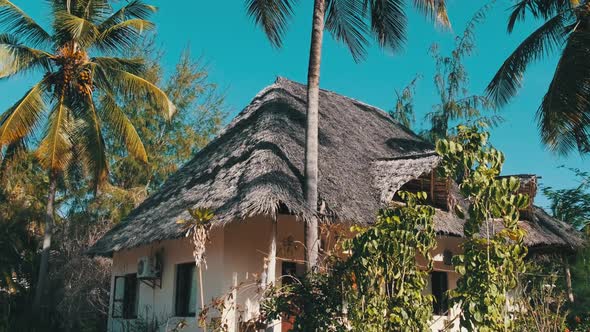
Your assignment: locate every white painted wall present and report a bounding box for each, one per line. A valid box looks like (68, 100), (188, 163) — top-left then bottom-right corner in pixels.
(107, 216), (464, 332)
(108, 215), (303, 332)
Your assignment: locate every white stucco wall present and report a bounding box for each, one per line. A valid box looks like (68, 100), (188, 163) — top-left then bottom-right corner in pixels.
(108, 226), (225, 332)
(107, 216), (464, 332)
(107, 214), (303, 332)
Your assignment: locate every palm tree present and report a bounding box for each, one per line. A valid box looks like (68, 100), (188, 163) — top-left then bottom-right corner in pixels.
(246, 0), (450, 270)
(486, 0), (590, 155)
(0, 0), (174, 313)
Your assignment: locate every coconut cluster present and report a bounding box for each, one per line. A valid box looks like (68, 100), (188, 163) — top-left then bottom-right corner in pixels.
(53, 46), (93, 97)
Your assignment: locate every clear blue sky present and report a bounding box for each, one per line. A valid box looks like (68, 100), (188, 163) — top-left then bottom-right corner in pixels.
(1, 0), (586, 208)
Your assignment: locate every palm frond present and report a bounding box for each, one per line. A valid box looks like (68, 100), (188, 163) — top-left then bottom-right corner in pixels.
(90, 56), (145, 75)
(94, 18), (154, 53)
(0, 137), (26, 177)
(364, 0), (406, 51)
(75, 99), (108, 187)
(54, 10), (99, 47)
(413, 0), (451, 28)
(99, 0), (157, 30)
(71, 0), (111, 23)
(96, 66), (175, 119)
(0, 0), (51, 46)
(325, 0), (369, 62)
(36, 96), (75, 172)
(0, 78), (48, 146)
(0, 34), (52, 78)
(537, 27), (590, 154)
(486, 10), (572, 107)
(100, 94), (147, 163)
(245, 0), (296, 48)
(508, 0), (576, 33)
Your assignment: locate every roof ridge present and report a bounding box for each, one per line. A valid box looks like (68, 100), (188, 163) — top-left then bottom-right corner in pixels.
(274, 76), (395, 119)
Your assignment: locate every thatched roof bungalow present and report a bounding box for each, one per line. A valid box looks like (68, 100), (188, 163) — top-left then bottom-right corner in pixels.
(92, 78), (584, 332)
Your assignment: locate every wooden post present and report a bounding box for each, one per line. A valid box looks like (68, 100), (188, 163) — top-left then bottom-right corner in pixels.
(199, 265), (207, 332)
(267, 214), (277, 287)
(430, 171), (435, 203)
(564, 255), (575, 303)
(231, 272), (238, 331)
(264, 214), (279, 332)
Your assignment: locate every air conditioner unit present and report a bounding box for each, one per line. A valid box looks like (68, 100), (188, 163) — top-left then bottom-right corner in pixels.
(137, 256), (160, 280)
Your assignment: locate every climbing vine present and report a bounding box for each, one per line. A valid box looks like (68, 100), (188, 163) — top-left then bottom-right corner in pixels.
(436, 125), (528, 331)
(261, 192), (437, 331)
(343, 191), (437, 331)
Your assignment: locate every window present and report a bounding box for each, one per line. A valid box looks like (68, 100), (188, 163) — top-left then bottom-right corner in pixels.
(431, 271), (449, 316)
(175, 263), (197, 317)
(281, 261), (305, 285)
(112, 274), (139, 319)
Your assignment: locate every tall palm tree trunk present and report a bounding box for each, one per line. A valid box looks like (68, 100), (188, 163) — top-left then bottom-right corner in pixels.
(33, 173), (57, 314)
(304, 0), (325, 272)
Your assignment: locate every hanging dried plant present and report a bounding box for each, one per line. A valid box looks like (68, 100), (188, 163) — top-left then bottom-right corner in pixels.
(177, 207), (214, 332)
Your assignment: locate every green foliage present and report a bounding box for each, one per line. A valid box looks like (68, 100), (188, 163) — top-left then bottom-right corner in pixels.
(388, 4), (500, 140)
(569, 246), (590, 321)
(107, 42), (226, 192)
(486, 0), (590, 155)
(343, 191), (436, 331)
(543, 167), (590, 230)
(261, 270), (347, 332)
(542, 167), (590, 322)
(390, 75), (420, 129)
(67, 40), (226, 226)
(437, 125), (529, 331)
(424, 2), (499, 143)
(246, 0), (450, 62)
(0, 151), (45, 292)
(0, 0), (173, 187)
(260, 192), (436, 332)
(177, 207), (214, 229)
(0, 24), (224, 330)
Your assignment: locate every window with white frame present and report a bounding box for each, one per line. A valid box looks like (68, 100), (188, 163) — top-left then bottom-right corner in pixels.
(112, 273), (139, 319)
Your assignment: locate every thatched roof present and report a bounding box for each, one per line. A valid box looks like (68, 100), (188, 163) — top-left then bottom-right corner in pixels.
(88, 77), (438, 256)
(433, 202), (585, 252)
(88, 78), (584, 257)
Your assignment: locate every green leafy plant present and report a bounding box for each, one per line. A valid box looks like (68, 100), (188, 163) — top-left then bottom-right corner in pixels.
(343, 191), (436, 331)
(437, 125), (529, 331)
(260, 269), (347, 332)
(260, 191), (436, 331)
(0, 0), (174, 313)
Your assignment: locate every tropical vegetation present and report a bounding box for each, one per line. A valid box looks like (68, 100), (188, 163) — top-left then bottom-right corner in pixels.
(0, 1), (588, 332)
(0, 0), (177, 314)
(487, 0), (590, 155)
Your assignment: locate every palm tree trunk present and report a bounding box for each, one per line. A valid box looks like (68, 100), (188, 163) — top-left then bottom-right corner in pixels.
(304, 0), (325, 272)
(32, 172), (57, 314)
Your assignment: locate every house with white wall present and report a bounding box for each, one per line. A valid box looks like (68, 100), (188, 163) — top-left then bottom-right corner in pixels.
(88, 78), (583, 332)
